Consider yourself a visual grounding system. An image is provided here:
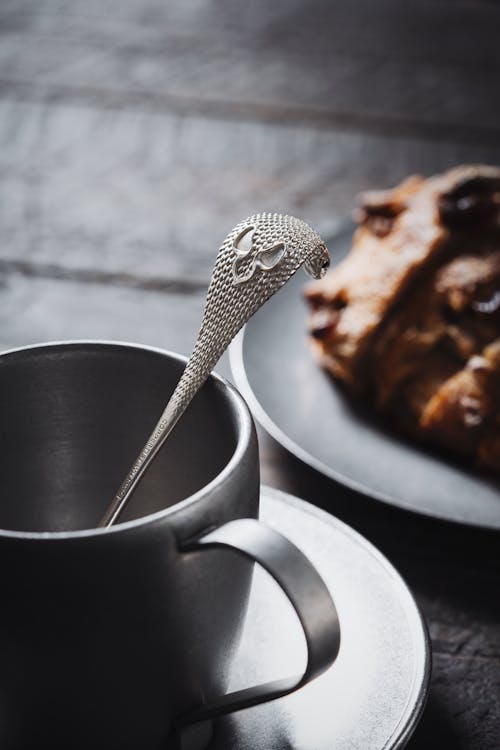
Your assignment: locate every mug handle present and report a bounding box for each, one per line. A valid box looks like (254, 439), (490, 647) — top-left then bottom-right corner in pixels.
(177, 517), (340, 726)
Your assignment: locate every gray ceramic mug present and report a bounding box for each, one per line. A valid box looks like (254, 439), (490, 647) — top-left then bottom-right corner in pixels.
(0, 341), (340, 750)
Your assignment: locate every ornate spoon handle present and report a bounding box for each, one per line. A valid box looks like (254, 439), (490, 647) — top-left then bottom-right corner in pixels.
(98, 213), (329, 527)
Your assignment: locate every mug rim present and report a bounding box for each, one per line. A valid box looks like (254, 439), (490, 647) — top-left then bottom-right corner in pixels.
(0, 339), (254, 541)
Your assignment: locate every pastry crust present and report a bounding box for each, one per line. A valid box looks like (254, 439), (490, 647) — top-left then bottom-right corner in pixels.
(305, 165), (500, 471)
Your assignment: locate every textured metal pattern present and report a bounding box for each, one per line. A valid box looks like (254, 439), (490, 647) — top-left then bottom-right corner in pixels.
(99, 214), (329, 526)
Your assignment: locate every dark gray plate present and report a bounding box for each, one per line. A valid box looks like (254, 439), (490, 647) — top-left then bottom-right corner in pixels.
(229, 226), (500, 529)
(208, 487), (429, 750)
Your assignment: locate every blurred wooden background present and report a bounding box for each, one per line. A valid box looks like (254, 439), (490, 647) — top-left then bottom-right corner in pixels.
(1, 1), (500, 748)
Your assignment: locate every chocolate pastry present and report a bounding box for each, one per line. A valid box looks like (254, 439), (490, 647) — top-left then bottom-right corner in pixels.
(305, 165), (500, 471)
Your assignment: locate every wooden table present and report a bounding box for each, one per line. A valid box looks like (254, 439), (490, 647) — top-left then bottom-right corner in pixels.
(1, 1), (499, 747)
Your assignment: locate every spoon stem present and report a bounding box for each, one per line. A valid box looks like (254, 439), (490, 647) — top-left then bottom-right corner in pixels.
(97, 360), (210, 527)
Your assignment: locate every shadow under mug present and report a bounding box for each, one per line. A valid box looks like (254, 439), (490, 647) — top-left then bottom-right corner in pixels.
(0, 341), (340, 749)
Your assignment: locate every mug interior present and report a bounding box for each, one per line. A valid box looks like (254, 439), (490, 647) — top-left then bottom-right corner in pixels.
(0, 342), (240, 532)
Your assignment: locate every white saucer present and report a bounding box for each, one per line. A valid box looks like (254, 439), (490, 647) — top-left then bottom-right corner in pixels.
(206, 486), (430, 749)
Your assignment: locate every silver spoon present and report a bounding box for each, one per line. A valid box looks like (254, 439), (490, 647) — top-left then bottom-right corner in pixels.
(98, 213), (330, 527)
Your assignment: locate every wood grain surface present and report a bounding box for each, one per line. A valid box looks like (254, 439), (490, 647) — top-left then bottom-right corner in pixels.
(1, 2), (499, 748)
